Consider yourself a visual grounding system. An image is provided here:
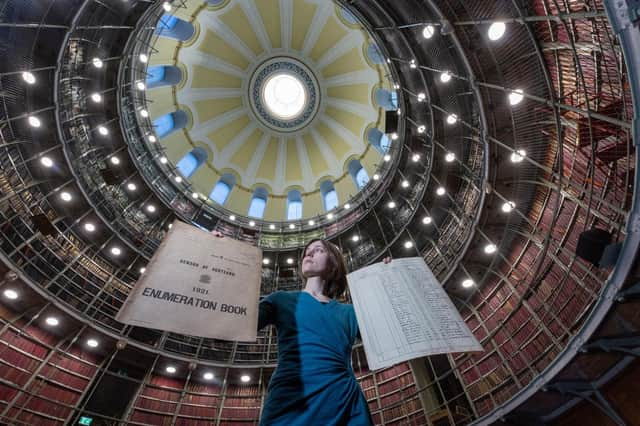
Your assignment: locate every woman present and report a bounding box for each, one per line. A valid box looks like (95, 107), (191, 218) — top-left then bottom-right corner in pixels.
(213, 233), (385, 425)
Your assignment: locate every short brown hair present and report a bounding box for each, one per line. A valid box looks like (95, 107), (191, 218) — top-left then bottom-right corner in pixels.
(299, 239), (348, 299)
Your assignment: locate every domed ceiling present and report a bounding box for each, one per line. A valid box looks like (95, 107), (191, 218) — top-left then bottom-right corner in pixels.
(146, 0), (393, 220)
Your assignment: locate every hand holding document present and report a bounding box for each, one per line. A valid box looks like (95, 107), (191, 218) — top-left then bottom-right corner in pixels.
(347, 257), (482, 370)
(116, 221), (262, 341)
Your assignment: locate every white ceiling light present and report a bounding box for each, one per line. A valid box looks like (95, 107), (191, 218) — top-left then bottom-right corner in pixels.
(352, 235), (360, 242)
(249, 221), (256, 226)
(146, 205), (156, 213)
(40, 156), (53, 168)
(417, 125), (426, 134)
(22, 71), (36, 84)
(436, 186), (446, 196)
(159, 156), (168, 164)
(162, 1), (172, 12)
(502, 201), (516, 213)
(401, 180), (409, 188)
(127, 183), (137, 191)
(383, 154), (391, 162)
(286, 258), (294, 264)
(510, 149), (527, 163)
(263, 73), (307, 119)
(446, 114), (458, 125)
(139, 54), (149, 63)
(45, 317), (59, 326)
(508, 89), (524, 106)
(148, 135), (157, 143)
(327, 213), (334, 220)
(92, 57), (103, 68)
(393, 83), (400, 90)
(174, 176), (182, 183)
(288, 223), (295, 229)
(391, 133), (399, 141)
(136, 81), (146, 91)
(488, 22), (506, 41)
(422, 216), (432, 225)
(240, 374), (251, 383)
(140, 109), (149, 118)
(229, 215), (236, 221)
(60, 191), (72, 202)
(84, 223), (96, 232)
(387, 201), (396, 209)
(204, 372), (214, 380)
(91, 93), (102, 103)
(192, 192), (199, 199)
(344, 203), (351, 209)
(373, 173), (380, 181)
(139, 267), (146, 274)
(166, 366), (176, 374)
(422, 25), (435, 39)
(98, 126), (108, 136)
(308, 220), (315, 226)
(262, 258), (270, 265)
(484, 243), (497, 254)
(409, 59), (417, 69)
(462, 278), (475, 288)
(412, 153), (421, 162)
(87, 339), (99, 348)
(269, 224), (276, 229)
(417, 92), (426, 102)
(3, 289), (18, 300)
(445, 152), (456, 162)
(110, 156), (120, 165)
(111, 247), (121, 256)
(404, 241), (413, 249)
(440, 71), (452, 83)
(28, 116), (41, 128)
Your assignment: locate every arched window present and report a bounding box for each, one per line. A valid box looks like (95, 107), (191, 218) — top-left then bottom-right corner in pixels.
(176, 147), (207, 178)
(375, 88), (399, 111)
(155, 14), (195, 41)
(367, 43), (385, 65)
(320, 180), (338, 211)
(153, 110), (188, 139)
(367, 128), (392, 155)
(348, 159), (369, 190)
(146, 65), (183, 89)
(210, 174), (236, 205)
(340, 8), (359, 25)
(286, 190), (302, 220)
(248, 187), (268, 218)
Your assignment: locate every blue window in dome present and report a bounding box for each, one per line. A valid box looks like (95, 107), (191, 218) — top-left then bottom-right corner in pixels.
(176, 152), (198, 178)
(159, 14), (178, 30)
(210, 181), (231, 205)
(355, 168), (369, 189)
(287, 201), (302, 220)
(324, 190), (338, 211)
(248, 197), (267, 218)
(153, 113), (175, 138)
(146, 66), (166, 86)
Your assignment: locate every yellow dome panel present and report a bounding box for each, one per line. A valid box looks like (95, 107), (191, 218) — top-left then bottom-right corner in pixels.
(199, 30), (250, 70)
(324, 106), (367, 140)
(190, 65), (242, 89)
(230, 128), (263, 169)
(255, 0), (281, 49)
(255, 137), (280, 183)
(219, 4), (264, 57)
(206, 115), (251, 151)
(309, 16), (348, 62)
(291, 1), (318, 51)
(321, 47), (367, 78)
(285, 139), (303, 182)
(315, 121), (351, 161)
(193, 97), (243, 123)
(303, 133), (330, 176)
(327, 84), (372, 105)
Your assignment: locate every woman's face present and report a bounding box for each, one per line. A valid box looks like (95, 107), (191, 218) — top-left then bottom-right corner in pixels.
(301, 241), (332, 278)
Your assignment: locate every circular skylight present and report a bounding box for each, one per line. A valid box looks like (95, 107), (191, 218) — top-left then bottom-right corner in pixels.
(262, 73), (307, 119)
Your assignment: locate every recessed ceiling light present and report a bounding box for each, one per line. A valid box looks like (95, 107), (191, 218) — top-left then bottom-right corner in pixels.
(344, 203), (350, 209)
(393, 83), (400, 90)
(110, 156), (120, 165)
(484, 243), (497, 254)
(445, 152), (456, 162)
(111, 247), (121, 256)
(308, 220), (315, 225)
(401, 180), (409, 188)
(159, 156), (168, 164)
(174, 176), (182, 183)
(269, 224), (276, 229)
(417, 125), (426, 134)
(140, 109), (149, 118)
(162, 1), (172, 12)
(509, 89), (524, 105)
(127, 183), (137, 191)
(289, 223), (295, 229)
(60, 191), (72, 202)
(249, 221), (256, 226)
(510, 149), (527, 163)
(91, 93), (102, 103)
(92, 57), (103, 68)
(40, 156), (53, 168)
(391, 133), (399, 140)
(373, 173), (380, 180)
(139, 267), (146, 274)
(240, 374), (251, 383)
(422, 25), (435, 39)
(139, 54), (149, 63)
(409, 59), (417, 69)
(28, 116), (41, 128)
(502, 201), (515, 213)
(412, 154), (420, 162)
(22, 71), (36, 84)
(352, 235), (360, 242)
(262, 258), (270, 265)
(168, 223), (173, 229)
(436, 187), (446, 196)
(488, 22), (506, 41)
(203, 372), (214, 380)
(327, 213), (334, 219)
(446, 114), (458, 125)
(286, 258), (294, 264)
(84, 223), (96, 232)
(417, 92), (426, 102)
(148, 135), (157, 143)
(87, 339), (99, 348)
(192, 192), (199, 199)
(383, 154), (391, 162)
(388, 201), (396, 208)
(440, 71), (452, 83)
(136, 81), (146, 91)
(422, 216), (432, 225)
(462, 278), (475, 288)
(397, 109), (402, 115)
(404, 241), (413, 249)
(46, 317), (59, 326)
(3, 289), (18, 300)
(98, 126), (109, 136)
(146, 205), (156, 213)
(229, 215), (236, 221)
(166, 366), (176, 374)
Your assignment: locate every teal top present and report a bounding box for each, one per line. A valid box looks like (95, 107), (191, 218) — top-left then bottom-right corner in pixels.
(258, 291), (373, 426)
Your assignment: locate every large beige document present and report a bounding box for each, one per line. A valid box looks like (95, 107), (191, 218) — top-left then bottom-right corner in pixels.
(116, 221), (262, 341)
(348, 257), (482, 370)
